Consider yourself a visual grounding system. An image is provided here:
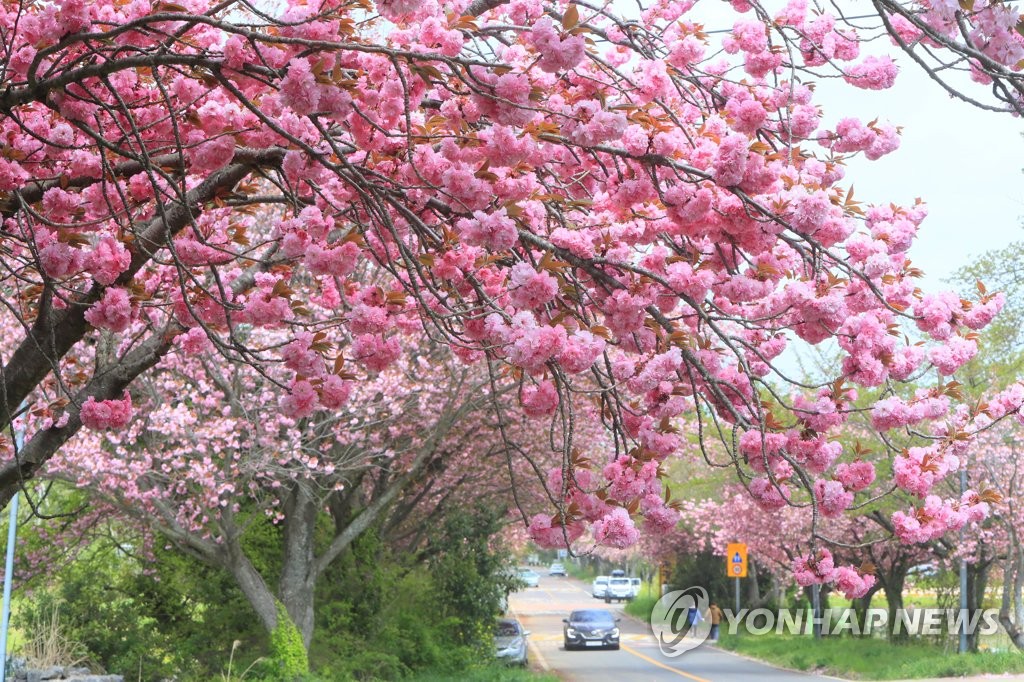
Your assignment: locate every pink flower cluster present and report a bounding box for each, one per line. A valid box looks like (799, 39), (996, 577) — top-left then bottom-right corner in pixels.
(749, 476), (790, 511)
(80, 392), (133, 430)
(823, 118), (901, 161)
(351, 333), (402, 373)
(891, 493), (988, 544)
(529, 17), (586, 72)
(527, 513), (585, 548)
(834, 461), (875, 492)
(508, 263), (558, 309)
(814, 479), (853, 518)
(844, 55), (899, 90)
(793, 548), (835, 586)
(893, 446), (959, 497)
(603, 456), (660, 502)
(456, 208), (519, 251)
(793, 548), (874, 599)
(593, 507), (641, 548)
(833, 566), (876, 600)
(521, 380), (559, 417)
(871, 393), (950, 431)
(84, 288), (134, 333)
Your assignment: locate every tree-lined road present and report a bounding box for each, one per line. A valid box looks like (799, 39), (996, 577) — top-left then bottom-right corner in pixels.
(508, 574), (836, 682)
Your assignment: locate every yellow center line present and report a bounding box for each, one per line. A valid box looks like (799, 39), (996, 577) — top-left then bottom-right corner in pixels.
(621, 644), (713, 682)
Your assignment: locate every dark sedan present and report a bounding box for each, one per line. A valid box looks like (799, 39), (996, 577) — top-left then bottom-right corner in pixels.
(562, 609), (620, 650)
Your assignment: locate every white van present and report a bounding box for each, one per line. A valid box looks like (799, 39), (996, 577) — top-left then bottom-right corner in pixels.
(606, 577), (633, 602)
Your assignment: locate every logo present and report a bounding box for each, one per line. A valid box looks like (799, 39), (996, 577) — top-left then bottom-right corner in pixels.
(650, 586), (711, 657)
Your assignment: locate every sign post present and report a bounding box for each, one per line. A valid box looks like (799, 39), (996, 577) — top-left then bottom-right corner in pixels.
(726, 543), (748, 616)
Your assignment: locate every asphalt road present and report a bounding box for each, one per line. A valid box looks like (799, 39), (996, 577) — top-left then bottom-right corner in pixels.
(507, 573), (839, 682)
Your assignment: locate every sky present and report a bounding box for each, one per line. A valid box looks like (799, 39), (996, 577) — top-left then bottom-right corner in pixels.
(680, 2), (1024, 377)
(695, 2), (1024, 291)
(814, 69), (1024, 290)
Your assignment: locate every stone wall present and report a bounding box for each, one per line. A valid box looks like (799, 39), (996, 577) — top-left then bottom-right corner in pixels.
(8, 662), (122, 682)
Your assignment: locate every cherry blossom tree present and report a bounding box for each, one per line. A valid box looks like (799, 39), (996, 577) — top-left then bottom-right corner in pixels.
(0, 0), (1023, 622)
(35, 335), (547, 649)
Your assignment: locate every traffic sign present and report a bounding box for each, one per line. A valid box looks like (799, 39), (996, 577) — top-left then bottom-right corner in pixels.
(726, 542), (748, 578)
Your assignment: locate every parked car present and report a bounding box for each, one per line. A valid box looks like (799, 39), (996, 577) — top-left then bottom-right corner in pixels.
(908, 563), (939, 578)
(518, 568), (540, 587)
(592, 576), (609, 599)
(563, 609), (620, 650)
(629, 577), (642, 599)
(605, 577), (633, 603)
(495, 618), (530, 665)
(549, 562), (567, 576)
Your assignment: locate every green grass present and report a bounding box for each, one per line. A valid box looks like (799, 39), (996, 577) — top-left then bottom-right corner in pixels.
(717, 631), (1024, 680)
(624, 584), (659, 623)
(565, 563), (598, 581)
(405, 665), (560, 681)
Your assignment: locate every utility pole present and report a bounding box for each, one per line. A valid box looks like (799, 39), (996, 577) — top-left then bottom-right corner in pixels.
(812, 584), (822, 640)
(959, 466), (968, 654)
(0, 414), (23, 682)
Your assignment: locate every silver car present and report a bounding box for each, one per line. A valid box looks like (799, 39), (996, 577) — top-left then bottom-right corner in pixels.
(495, 618), (529, 665)
(592, 576), (609, 599)
(518, 568), (540, 588)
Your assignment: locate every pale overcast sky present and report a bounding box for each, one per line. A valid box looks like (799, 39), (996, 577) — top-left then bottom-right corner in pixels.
(815, 71), (1024, 289)
(694, 2), (1024, 289)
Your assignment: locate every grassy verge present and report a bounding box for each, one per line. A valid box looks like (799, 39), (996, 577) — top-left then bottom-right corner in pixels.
(405, 665), (560, 681)
(717, 631), (1024, 680)
(565, 563), (598, 581)
(624, 584), (659, 623)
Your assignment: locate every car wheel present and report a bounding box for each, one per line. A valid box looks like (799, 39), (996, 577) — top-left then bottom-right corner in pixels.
(564, 638), (574, 651)
(608, 643), (621, 651)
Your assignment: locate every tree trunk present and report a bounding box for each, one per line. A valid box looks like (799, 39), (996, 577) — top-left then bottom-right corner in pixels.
(852, 583), (882, 638)
(280, 484), (319, 649)
(966, 558), (992, 652)
(884, 573), (907, 642)
(746, 561), (761, 605)
(224, 543), (281, 635)
(999, 531), (1024, 650)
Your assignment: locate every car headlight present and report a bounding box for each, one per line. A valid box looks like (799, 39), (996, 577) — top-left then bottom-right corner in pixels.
(611, 628), (620, 637)
(566, 628), (578, 637)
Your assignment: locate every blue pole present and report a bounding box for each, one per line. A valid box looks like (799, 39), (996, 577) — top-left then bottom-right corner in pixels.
(0, 492), (18, 681)
(0, 414), (23, 682)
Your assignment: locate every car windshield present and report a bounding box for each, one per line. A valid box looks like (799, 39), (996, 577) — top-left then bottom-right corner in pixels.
(595, 577), (608, 583)
(610, 578), (629, 585)
(495, 622), (520, 636)
(570, 610), (614, 623)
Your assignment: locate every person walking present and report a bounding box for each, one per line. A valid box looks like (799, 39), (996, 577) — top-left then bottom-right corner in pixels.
(707, 602), (724, 641)
(686, 605), (703, 637)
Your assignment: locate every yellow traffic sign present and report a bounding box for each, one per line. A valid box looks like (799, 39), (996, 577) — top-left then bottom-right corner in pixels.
(726, 543), (748, 578)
